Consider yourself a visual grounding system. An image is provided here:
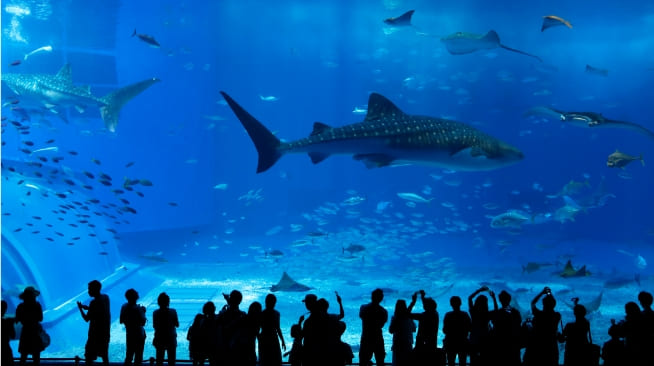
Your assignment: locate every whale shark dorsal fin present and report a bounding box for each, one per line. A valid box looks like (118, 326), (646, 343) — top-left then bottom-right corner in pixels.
(311, 122), (332, 136)
(56, 64), (73, 81)
(365, 93), (405, 122)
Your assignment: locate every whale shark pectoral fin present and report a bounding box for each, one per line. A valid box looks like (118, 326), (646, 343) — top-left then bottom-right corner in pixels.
(353, 153), (395, 168)
(308, 152), (330, 164)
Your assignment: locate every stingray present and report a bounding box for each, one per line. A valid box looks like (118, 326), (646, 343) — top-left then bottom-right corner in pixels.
(541, 15), (572, 32)
(525, 106), (654, 140)
(270, 272), (311, 292)
(441, 30), (542, 62)
(559, 260), (591, 278)
(383, 10), (415, 26)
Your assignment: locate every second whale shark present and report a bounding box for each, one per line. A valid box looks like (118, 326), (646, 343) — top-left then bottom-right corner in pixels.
(221, 92), (523, 173)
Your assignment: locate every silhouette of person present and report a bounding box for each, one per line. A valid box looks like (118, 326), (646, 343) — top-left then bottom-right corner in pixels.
(468, 286), (497, 366)
(259, 294), (286, 366)
(443, 296), (471, 366)
(408, 290), (439, 366)
(490, 290), (522, 366)
(389, 297), (416, 366)
(2, 300), (16, 365)
(562, 301), (590, 366)
(283, 315), (304, 366)
(524, 287), (561, 366)
(77, 280), (110, 366)
(613, 301), (645, 366)
(217, 290), (247, 366)
(601, 320), (625, 366)
(637, 291), (654, 366)
(16, 286), (43, 366)
(120, 288), (147, 365)
(359, 288), (388, 366)
(188, 301), (215, 366)
(152, 292), (179, 366)
(335, 320), (354, 366)
(300, 294), (320, 366)
(235, 301), (261, 366)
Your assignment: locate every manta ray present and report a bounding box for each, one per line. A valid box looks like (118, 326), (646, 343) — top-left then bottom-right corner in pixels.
(270, 272), (311, 292)
(525, 106), (654, 140)
(559, 260), (591, 278)
(383, 10), (415, 26)
(441, 30), (542, 62)
(541, 15), (573, 32)
(221, 91), (523, 173)
(1, 64), (160, 132)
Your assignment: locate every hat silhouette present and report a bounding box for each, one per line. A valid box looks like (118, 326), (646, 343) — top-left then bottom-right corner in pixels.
(19, 286), (40, 300)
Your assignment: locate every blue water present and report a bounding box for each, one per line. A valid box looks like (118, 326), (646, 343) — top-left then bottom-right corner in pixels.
(1, 0), (653, 362)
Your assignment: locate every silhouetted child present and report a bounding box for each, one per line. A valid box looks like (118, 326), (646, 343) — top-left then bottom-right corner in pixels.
(16, 286), (44, 366)
(443, 296), (471, 366)
(283, 316), (304, 366)
(2, 300), (16, 365)
(152, 292), (179, 366)
(335, 320), (354, 366)
(601, 320), (625, 366)
(187, 301), (216, 366)
(120, 288), (147, 365)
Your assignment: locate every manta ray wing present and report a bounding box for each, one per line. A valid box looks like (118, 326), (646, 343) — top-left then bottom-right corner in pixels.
(541, 15), (573, 32)
(442, 30), (542, 61)
(270, 272), (311, 292)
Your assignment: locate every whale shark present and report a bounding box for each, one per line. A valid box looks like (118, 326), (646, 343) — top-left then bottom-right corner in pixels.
(526, 106), (654, 140)
(441, 30), (542, 62)
(1, 64), (160, 132)
(221, 91), (524, 173)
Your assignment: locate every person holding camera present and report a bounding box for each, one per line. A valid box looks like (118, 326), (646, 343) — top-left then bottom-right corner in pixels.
(524, 287), (561, 366)
(120, 288), (147, 365)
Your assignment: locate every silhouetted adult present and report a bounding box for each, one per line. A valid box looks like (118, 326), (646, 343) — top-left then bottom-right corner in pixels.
(613, 301), (645, 366)
(2, 300), (16, 365)
(389, 296), (416, 366)
(468, 286), (497, 366)
(443, 296), (471, 366)
(409, 290), (440, 366)
(16, 286), (43, 366)
(77, 280), (110, 366)
(524, 287), (561, 366)
(217, 290), (247, 366)
(188, 301), (216, 366)
(601, 320), (625, 366)
(490, 290), (522, 366)
(120, 288), (147, 366)
(235, 301), (261, 366)
(562, 302), (591, 366)
(152, 292), (179, 366)
(300, 294), (320, 366)
(359, 288), (388, 366)
(637, 291), (654, 366)
(259, 294), (286, 366)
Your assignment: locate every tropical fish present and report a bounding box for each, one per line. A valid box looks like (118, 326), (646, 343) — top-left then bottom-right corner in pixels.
(607, 150), (644, 168)
(23, 45), (53, 60)
(559, 260), (591, 278)
(383, 10), (415, 26)
(270, 272), (311, 292)
(259, 95), (278, 102)
(220, 92), (523, 173)
(441, 30), (542, 62)
(131, 29), (161, 48)
(541, 15), (572, 32)
(585, 64), (608, 77)
(343, 243), (365, 254)
(527, 107), (654, 140)
(1, 64), (160, 132)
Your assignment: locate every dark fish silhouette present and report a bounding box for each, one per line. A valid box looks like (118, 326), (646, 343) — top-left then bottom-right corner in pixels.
(559, 260), (591, 278)
(585, 64), (608, 77)
(607, 150), (644, 168)
(270, 272), (311, 292)
(541, 15), (572, 32)
(384, 10), (415, 26)
(526, 106), (654, 140)
(221, 91), (523, 173)
(441, 30), (542, 62)
(131, 29), (161, 48)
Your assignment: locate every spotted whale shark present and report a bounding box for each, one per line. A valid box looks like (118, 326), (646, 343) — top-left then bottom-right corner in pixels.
(221, 91), (524, 173)
(1, 64), (160, 132)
